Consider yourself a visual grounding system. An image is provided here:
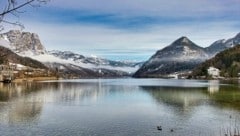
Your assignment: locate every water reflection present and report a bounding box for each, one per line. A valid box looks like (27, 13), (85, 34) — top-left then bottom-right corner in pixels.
(141, 86), (208, 115)
(0, 79), (239, 136)
(208, 80), (220, 94)
(0, 81), (140, 125)
(207, 85), (240, 110)
(141, 80), (240, 112)
(0, 83), (45, 124)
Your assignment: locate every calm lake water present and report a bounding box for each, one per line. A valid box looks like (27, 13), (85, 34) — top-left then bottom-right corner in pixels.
(0, 78), (240, 136)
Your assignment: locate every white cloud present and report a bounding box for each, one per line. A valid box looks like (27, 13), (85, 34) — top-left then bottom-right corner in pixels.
(22, 20), (239, 53)
(1, 0), (239, 62)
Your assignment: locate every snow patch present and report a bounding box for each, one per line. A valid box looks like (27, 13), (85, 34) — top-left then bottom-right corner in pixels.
(0, 35), (11, 49)
(182, 37), (189, 43)
(27, 53), (139, 73)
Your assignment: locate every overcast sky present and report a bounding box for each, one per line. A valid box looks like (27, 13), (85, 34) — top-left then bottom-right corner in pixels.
(4, 0), (240, 61)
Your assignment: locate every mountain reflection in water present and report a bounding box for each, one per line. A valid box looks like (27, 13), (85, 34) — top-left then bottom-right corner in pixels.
(0, 79), (239, 136)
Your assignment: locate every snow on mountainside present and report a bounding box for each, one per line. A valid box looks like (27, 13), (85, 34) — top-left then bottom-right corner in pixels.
(205, 32), (240, 56)
(0, 30), (141, 77)
(0, 30), (46, 55)
(47, 50), (141, 73)
(134, 33), (240, 78)
(133, 36), (209, 77)
(149, 36), (208, 62)
(2, 30), (239, 78)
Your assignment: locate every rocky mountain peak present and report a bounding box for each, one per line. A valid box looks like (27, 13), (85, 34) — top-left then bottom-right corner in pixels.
(171, 36), (192, 46)
(0, 30), (47, 55)
(133, 37), (208, 77)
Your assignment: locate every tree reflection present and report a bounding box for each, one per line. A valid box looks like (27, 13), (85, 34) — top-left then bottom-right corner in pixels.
(207, 84), (240, 110)
(141, 80), (240, 112)
(0, 82), (45, 124)
(141, 86), (207, 115)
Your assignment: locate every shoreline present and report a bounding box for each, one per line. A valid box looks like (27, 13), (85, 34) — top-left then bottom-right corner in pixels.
(12, 76), (59, 83)
(9, 76), (240, 83)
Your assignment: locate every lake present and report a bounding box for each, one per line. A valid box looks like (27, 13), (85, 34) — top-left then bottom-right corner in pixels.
(0, 78), (240, 136)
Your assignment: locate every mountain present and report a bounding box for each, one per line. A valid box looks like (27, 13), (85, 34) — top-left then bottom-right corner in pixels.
(133, 37), (208, 77)
(48, 50), (141, 71)
(44, 50), (141, 77)
(45, 62), (129, 78)
(0, 46), (47, 69)
(191, 44), (240, 78)
(0, 30), (46, 55)
(2, 30), (238, 79)
(0, 30), (141, 78)
(205, 33), (240, 56)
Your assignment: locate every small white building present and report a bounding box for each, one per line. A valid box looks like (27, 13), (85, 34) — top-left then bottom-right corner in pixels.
(208, 67), (220, 78)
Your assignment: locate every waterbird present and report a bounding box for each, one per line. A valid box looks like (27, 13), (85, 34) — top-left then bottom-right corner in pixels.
(157, 126), (162, 131)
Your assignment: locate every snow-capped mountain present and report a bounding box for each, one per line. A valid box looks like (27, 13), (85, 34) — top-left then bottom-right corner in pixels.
(205, 32), (240, 56)
(134, 33), (240, 78)
(2, 30), (239, 78)
(49, 50), (141, 69)
(0, 30), (46, 55)
(0, 30), (141, 78)
(39, 50), (142, 75)
(149, 36), (208, 61)
(133, 37), (209, 77)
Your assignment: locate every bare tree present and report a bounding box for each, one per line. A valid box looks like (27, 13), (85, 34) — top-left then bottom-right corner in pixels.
(0, 0), (49, 31)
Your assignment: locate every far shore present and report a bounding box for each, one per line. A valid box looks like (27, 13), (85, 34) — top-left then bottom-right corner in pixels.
(9, 76), (240, 83)
(12, 77), (59, 82)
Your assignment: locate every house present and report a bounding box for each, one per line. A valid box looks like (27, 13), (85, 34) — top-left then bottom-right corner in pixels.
(208, 67), (220, 78)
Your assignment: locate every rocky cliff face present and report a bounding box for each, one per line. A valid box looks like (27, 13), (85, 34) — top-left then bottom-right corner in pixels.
(0, 30), (46, 55)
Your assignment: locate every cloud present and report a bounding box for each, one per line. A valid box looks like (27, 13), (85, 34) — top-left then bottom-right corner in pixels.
(21, 19), (239, 61)
(47, 0), (240, 18)
(2, 0), (239, 61)
(16, 0), (239, 31)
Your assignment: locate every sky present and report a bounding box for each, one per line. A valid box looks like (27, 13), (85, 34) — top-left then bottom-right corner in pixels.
(2, 0), (240, 61)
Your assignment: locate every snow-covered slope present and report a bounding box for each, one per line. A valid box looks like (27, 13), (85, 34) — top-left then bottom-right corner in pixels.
(47, 50), (141, 73)
(0, 30), (141, 77)
(134, 33), (240, 78)
(205, 32), (240, 56)
(134, 37), (209, 77)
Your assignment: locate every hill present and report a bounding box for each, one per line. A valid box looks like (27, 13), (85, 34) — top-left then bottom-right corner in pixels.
(191, 45), (240, 78)
(0, 46), (47, 69)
